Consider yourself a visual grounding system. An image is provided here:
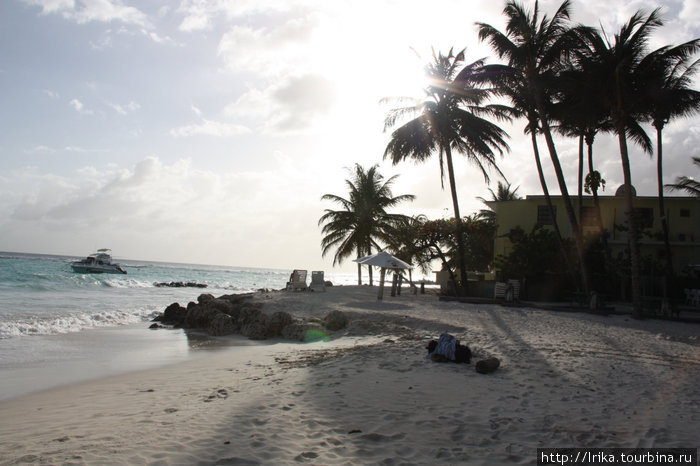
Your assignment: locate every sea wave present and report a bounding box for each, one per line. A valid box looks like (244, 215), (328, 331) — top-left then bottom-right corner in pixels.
(0, 308), (158, 339)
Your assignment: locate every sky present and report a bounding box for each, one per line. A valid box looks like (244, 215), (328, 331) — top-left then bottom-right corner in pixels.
(1, 0), (699, 272)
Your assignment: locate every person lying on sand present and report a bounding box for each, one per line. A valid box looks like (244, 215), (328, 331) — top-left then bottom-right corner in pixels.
(426, 333), (471, 364)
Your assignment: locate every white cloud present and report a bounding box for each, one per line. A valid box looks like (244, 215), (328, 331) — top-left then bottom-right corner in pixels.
(25, 145), (56, 154)
(64, 146), (109, 153)
(42, 89), (60, 99)
(216, 16), (319, 76)
(225, 74), (336, 134)
(177, 0), (312, 32)
(23, 0), (74, 14)
(69, 98), (94, 115)
(23, 0), (150, 26)
(679, 0), (700, 28)
(108, 100), (140, 115)
(169, 119), (250, 137)
(0, 156), (326, 267)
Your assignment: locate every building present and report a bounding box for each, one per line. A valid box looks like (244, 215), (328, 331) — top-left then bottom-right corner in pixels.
(486, 187), (700, 277)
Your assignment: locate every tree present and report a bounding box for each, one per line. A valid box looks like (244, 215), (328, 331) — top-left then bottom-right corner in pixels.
(476, 180), (521, 223)
(638, 39), (700, 278)
(477, 0), (592, 295)
(383, 48), (511, 295)
(551, 59), (613, 238)
(319, 164), (414, 285)
(666, 157), (700, 197)
(575, 9), (663, 317)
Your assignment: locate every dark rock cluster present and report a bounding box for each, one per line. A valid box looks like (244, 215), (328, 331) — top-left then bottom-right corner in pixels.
(154, 281), (208, 288)
(152, 293), (348, 341)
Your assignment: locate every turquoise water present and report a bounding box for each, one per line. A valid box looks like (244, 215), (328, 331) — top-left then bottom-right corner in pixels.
(0, 252), (355, 400)
(0, 252), (354, 338)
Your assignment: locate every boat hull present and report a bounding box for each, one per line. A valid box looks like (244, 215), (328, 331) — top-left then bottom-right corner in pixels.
(71, 264), (127, 274)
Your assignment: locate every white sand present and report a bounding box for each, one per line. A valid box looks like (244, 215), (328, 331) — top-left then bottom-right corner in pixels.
(0, 285), (698, 465)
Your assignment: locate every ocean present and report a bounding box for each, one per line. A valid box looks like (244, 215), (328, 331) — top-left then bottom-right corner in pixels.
(0, 251), (356, 401)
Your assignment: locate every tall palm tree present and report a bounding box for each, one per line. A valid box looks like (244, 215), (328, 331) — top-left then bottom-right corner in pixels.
(638, 39), (700, 278)
(383, 48), (511, 295)
(666, 157), (700, 197)
(575, 10), (662, 317)
(477, 0), (592, 295)
(550, 62), (613, 242)
(319, 164), (415, 285)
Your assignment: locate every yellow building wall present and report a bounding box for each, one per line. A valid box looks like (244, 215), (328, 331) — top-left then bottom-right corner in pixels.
(489, 195), (700, 275)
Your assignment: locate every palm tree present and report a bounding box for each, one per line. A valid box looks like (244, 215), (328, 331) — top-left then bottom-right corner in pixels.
(319, 164), (414, 286)
(638, 39), (700, 278)
(551, 58), (613, 230)
(575, 10), (662, 317)
(666, 157), (700, 197)
(477, 0), (592, 295)
(383, 48), (511, 295)
(476, 180), (521, 223)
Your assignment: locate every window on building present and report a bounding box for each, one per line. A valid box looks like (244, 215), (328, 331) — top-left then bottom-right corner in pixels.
(537, 205), (556, 225)
(680, 208), (690, 218)
(633, 208), (654, 229)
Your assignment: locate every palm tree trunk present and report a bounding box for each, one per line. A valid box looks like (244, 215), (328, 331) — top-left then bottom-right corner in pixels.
(578, 135), (584, 224)
(538, 114), (591, 295)
(656, 126), (674, 287)
(444, 145), (469, 296)
(528, 71), (590, 293)
(434, 244), (459, 293)
(530, 129), (575, 283)
(618, 130), (643, 317)
(586, 136), (611, 260)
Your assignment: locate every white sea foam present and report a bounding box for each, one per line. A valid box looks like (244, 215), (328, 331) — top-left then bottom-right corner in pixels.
(0, 308), (157, 339)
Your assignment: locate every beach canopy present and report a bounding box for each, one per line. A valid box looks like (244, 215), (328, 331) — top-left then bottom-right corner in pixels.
(353, 251), (411, 270)
(353, 251), (411, 299)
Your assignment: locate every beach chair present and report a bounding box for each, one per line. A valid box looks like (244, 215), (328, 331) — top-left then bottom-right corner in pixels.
(286, 270), (307, 291)
(494, 282), (507, 299)
(309, 271), (326, 292)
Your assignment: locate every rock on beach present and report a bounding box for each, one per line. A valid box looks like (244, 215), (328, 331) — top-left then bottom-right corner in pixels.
(152, 293), (349, 341)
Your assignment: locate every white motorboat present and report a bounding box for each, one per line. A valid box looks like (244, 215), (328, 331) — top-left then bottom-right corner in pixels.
(71, 249), (127, 274)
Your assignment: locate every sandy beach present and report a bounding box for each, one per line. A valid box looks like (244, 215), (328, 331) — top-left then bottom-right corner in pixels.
(0, 285), (698, 465)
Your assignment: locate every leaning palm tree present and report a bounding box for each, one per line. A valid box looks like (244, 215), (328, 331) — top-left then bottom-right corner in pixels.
(383, 48), (511, 295)
(575, 10), (663, 317)
(319, 164), (415, 285)
(477, 0), (592, 295)
(638, 39), (700, 277)
(666, 157), (700, 197)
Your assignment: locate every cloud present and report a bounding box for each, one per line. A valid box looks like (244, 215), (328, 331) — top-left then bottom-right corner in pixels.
(169, 118), (251, 137)
(23, 0), (151, 26)
(679, 0), (700, 28)
(225, 74), (336, 134)
(107, 100), (140, 115)
(0, 156), (326, 267)
(69, 98), (93, 115)
(42, 89), (60, 99)
(64, 146), (109, 153)
(24, 145), (56, 154)
(216, 16), (319, 76)
(177, 0), (311, 32)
